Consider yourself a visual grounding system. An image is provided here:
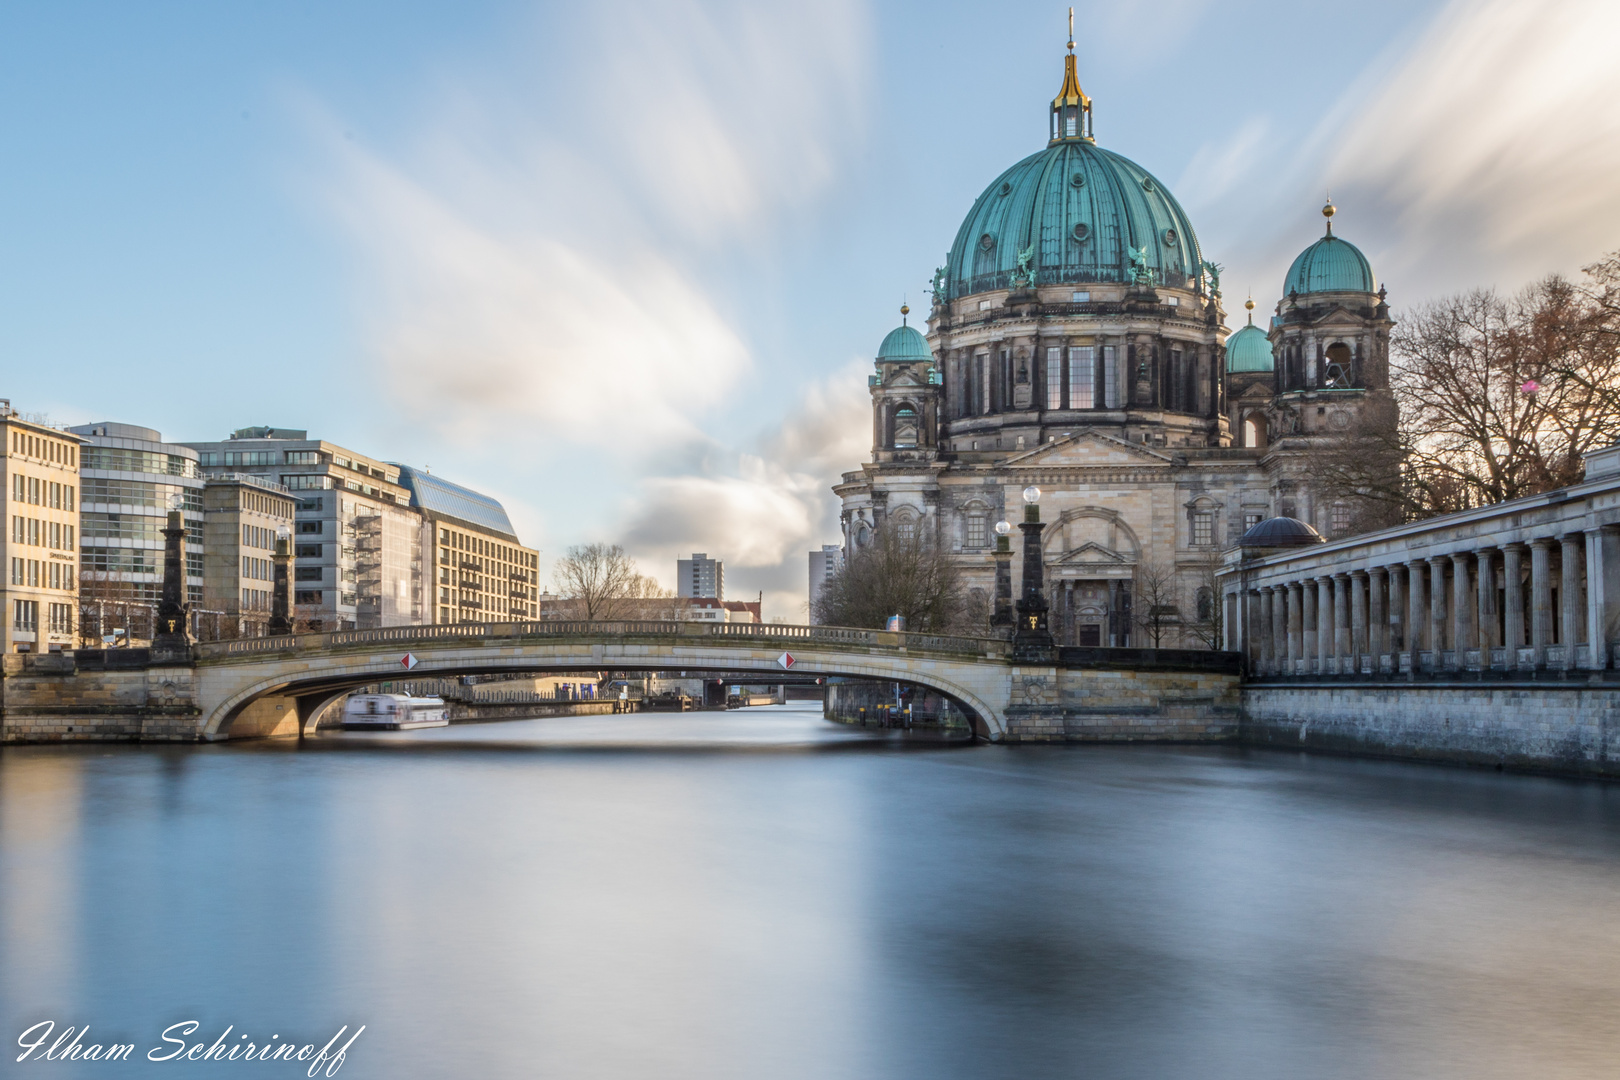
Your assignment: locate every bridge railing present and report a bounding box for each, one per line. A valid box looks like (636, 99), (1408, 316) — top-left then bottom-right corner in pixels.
(195, 620), (1005, 660)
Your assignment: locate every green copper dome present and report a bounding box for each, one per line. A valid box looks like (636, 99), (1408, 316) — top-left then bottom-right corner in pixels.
(877, 323), (931, 362)
(1284, 234), (1377, 296)
(1226, 323), (1273, 373)
(946, 139), (1204, 299)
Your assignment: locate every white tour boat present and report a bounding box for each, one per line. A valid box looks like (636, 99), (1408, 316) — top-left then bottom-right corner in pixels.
(342, 693), (450, 730)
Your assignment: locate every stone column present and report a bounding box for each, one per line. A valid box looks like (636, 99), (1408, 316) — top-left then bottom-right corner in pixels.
(1259, 587), (1276, 674)
(1302, 578), (1318, 671)
(1587, 528), (1610, 670)
(1408, 559), (1428, 668)
(1531, 539), (1554, 666)
(1287, 582), (1302, 673)
(1503, 543), (1525, 664)
(1476, 548), (1496, 657)
(1368, 566), (1387, 662)
(1317, 577), (1333, 673)
(1350, 571), (1369, 667)
(1388, 564), (1406, 654)
(1430, 558), (1449, 663)
(1271, 585), (1287, 676)
(1561, 534), (1583, 670)
(1332, 573), (1350, 670)
(1450, 552), (1473, 670)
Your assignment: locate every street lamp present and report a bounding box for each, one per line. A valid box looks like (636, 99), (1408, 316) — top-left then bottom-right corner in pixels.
(268, 523), (294, 637)
(1012, 485), (1053, 660)
(153, 491), (189, 657)
(991, 520), (1015, 631)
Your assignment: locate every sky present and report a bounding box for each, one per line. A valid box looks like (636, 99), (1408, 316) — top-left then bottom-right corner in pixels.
(3, 0), (1619, 619)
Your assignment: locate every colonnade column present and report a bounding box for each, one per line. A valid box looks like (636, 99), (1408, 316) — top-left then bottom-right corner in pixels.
(1247, 589), (1263, 669)
(1408, 559), (1428, 669)
(1531, 539), (1553, 666)
(1588, 527), (1613, 670)
(1476, 549), (1496, 658)
(1271, 584), (1287, 676)
(1302, 579), (1318, 672)
(1430, 559), (1449, 666)
(1503, 543), (1525, 665)
(1316, 577), (1333, 673)
(1287, 583), (1303, 673)
(1350, 571), (1368, 669)
(1561, 534), (1583, 670)
(1368, 567), (1387, 663)
(1332, 574), (1350, 672)
(1388, 564), (1407, 655)
(1450, 553), (1473, 669)
(1259, 587), (1275, 674)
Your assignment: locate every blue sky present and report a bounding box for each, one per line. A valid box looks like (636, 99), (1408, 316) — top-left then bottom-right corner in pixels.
(3, 0), (1618, 616)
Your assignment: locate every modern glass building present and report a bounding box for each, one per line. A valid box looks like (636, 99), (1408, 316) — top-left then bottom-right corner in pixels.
(68, 422), (204, 611)
(393, 465), (538, 625)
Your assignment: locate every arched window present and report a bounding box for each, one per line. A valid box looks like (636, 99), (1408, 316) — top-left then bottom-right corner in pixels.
(1243, 414), (1266, 449)
(1196, 587), (1213, 623)
(1324, 342), (1353, 387)
(893, 405), (919, 449)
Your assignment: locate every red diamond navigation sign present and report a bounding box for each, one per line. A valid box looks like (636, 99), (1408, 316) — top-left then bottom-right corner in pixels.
(401, 653), (419, 670)
(777, 652), (796, 669)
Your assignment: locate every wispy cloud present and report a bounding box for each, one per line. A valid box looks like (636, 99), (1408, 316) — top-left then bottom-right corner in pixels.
(310, 0), (872, 609)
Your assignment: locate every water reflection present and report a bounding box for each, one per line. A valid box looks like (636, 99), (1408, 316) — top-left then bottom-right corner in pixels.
(4, 703), (1620, 1079)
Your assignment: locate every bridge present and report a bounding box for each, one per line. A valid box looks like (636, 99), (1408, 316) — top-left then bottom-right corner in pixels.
(0, 619), (1243, 744)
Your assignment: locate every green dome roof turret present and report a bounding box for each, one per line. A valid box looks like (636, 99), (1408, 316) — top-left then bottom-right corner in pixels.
(1283, 199), (1377, 296)
(1226, 298), (1273, 373)
(877, 305), (931, 362)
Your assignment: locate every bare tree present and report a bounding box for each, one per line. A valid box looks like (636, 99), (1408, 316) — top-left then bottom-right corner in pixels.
(1133, 559), (1181, 648)
(552, 543), (672, 621)
(1184, 549), (1224, 650)
(811, 527), (972, 633)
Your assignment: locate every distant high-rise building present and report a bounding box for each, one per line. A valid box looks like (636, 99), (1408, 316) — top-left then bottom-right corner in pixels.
(676, 553), (723, 600)
(808, 545), (843, 623)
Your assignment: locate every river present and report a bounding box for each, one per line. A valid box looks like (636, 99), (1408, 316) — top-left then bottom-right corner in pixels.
(5, 702), (1620, 1079)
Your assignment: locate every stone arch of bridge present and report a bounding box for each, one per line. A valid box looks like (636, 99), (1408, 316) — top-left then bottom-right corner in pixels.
(199, 646), (1007, 742)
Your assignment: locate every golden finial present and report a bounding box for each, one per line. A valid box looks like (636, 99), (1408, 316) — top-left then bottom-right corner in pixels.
(1068, 6), (1075, 52)
(1323, 192), (1336, 237)
(900, 301), (909, 325)
(1244, 294), (1255, 325)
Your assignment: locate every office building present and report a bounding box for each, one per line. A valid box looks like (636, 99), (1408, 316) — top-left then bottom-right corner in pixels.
(184, 428), (420, 631)
(676, 553), (723, 600)
(3, 404), (82, 652)
(70, 423), (205, 644)
(201, 473), (297, 635)
(394, 465), (539, 624)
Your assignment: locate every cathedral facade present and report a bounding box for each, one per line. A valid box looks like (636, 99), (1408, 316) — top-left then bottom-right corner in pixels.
(834, 34), (1396, 647)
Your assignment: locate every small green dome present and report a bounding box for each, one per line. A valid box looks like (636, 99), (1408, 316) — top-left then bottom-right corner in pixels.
(1284, 235), (1377, 295)
(877, 323), (931, 362)
(1226, 323), (1272, 373)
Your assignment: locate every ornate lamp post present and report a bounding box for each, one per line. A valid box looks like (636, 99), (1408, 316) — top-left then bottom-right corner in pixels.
(1013, 486), (1055, 661)
(268, 524), (293, 637)
(152, 493), (190, 660)
(991, 519), (1014, 632)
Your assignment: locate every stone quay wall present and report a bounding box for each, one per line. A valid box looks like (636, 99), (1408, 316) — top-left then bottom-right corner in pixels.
(0, 652), (205, 743)
(1242, 679), (1620, 777)
(999, 647), (1243, 743)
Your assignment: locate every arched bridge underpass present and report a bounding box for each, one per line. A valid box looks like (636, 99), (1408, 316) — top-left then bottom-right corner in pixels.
(195, 621), (1015, 741)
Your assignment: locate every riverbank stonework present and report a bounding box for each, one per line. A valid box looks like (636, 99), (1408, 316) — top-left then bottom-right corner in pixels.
(1241, 682), (1620, 777)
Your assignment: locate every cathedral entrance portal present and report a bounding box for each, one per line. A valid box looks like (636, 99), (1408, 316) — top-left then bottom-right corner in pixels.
(1055, 578), (1131, 648)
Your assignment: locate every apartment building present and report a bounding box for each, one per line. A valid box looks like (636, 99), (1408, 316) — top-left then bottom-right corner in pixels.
(808, 544), (843, 622)
(394, 465), (539, 625)
(185, 428), (420, 631)
(201, 473), (296, 632)
(676, 553), (724, 600)
(2, 405), (82, 652)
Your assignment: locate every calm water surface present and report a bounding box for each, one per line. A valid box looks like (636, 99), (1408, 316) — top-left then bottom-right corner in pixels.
(5, 703), (1620, 1079)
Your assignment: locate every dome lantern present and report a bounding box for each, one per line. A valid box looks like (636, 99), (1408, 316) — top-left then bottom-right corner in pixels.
(1049, 8), (1094, 146)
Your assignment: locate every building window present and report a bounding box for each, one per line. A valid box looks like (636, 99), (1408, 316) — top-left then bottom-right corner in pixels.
(1192, 513), (1213, 547)
(48, 603), (71, 634)
(13, 600), (38, 630)
(965, 514), (987, 548)
(1331, 502), (1352, 534)
(1244, 513), (1264, 532)
(296, 521), (322, 535)
(282, 474), (331, 491)
(295, 590), (322, 605)
(1046, 347), (1063, 409)
(295, 544), (322, 558)
(10, 558), (21, 585)
(295, 567), (323, 582)
(1102, 346), (1118, 408)
(284, 451), (319, 465)
(1069, 347), (1095, 409)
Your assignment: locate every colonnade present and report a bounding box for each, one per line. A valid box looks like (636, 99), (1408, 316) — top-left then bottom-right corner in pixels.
(1238, 529), (1615, 675)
